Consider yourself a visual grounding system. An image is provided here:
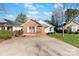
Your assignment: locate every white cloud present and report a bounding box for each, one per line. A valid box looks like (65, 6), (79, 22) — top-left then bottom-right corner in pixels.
(24, 4), (45, 11)
(54, 3), (64, 8)
(43, 12), (52, 16)
(54, 4), (58, 8)
(27, 14), (31, 17)
(24, 3), (33, 8)
(24, 3), (36, 10)
(58, 4), (64, 8)
(27, 14), (41, 20)
(5, 14), (15, 20)
(28, 6), (36, 10)
(5, 14), (15, 18)
(28, 11), (39, 15)
(36, 5), (44, 8)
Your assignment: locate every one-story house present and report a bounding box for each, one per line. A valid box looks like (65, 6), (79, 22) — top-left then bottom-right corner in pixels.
(64, 21), (79, 32)
(56, 16), (79, 32)
(38, 20), (54, 33)
(22, 19), (54, 36)
(0, 19), (22, 32)
(57, 21), (79, 32)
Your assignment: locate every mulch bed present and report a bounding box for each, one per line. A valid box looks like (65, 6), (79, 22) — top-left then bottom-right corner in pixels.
(0, 39), (5, 43)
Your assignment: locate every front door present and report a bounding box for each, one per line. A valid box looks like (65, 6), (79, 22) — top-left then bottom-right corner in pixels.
(37, 26), (43, 33)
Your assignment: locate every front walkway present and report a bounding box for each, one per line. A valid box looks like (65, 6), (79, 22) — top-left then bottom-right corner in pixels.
(0, 35), (78, 56)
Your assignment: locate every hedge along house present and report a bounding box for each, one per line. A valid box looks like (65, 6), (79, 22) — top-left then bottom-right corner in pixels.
(0, 19), (22, 32)
(22, 19), (45, 36)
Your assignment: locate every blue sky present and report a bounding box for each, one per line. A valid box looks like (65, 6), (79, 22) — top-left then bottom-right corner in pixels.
(0, 3), (78, 21)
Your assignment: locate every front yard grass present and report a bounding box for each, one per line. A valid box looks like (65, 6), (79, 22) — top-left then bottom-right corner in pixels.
(47, 33), (79, 48)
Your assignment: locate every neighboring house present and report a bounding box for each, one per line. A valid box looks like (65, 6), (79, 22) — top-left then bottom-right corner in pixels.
(38, 20), (54, 33)
(57, 21), (79, 32)
(0, 19), (22, 31)
(22, 19), (54, 36)
(64, 21), (79, 32)
(56, 16), (79, 32)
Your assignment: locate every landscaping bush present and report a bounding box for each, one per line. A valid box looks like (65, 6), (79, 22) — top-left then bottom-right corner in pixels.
(0, 30), (13, 40)
(46, 32), (55, 35)
(55, 29), (68, 33)
(13, 30), (23, 37)
(66, 26), (71, 33)
(56, 30), (62, 33)
(75, 30), (79, 34)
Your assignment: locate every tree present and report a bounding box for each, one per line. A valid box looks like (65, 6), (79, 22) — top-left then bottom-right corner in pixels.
(16, 12), (27, 23)
(44, 15), (56, 25)
(51, 11), (63, 26)
(44, 19), (52, 25)
(56, 3), (66, 37)
(51, 14), (56, 26)
(62, 4), (66, 37)
(65, 9), (79, 23)
(52, 3), (66, 37)
(59, 4), (79, 37)
(44, 11), (60, 26)
(52, 3), (79, 37)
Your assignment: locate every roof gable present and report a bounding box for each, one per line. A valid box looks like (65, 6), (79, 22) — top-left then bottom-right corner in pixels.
(22, 19), (42, 26)
(22, 19), (55, 28)
(66, 21), (79, 26)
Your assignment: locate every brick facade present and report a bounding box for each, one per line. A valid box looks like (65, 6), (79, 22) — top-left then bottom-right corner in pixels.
(22, 19), (45, 36)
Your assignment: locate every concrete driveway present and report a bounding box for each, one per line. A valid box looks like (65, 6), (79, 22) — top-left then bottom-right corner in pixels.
(0, 35), (79, 56)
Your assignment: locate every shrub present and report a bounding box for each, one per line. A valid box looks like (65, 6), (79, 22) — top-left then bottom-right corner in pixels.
(75, 31), (79, 34)
(46, 32), (55, 35)
(13, 30), (23, 37)
(67, 26), (71, 33)
(55, 29), (68, 33)
(0, 30), (13, 40)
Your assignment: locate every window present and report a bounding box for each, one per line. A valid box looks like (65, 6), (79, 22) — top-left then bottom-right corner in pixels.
(7, 27), (12, 31)
(29, 26), (35, 32)
(1, 27), (5, 30)
(71, 26), (77, 32)
(49, 27), (52, 31)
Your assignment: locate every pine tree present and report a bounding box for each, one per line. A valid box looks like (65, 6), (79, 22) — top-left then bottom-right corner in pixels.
(16, 12), (27, 23)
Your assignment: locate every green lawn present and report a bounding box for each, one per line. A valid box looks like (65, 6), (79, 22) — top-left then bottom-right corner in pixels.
(48, 33), (79, 48)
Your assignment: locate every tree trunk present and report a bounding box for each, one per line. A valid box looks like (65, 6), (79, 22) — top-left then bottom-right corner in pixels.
(62, 26), (64, 37)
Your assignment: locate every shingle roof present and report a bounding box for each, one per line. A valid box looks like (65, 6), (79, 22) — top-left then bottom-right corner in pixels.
(21, 19), (43, 26)
(30, 19), (42, 26)
(38, 20), (54, 27)
(21, 19), (54, 27)
(0, 19), (22, 26)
